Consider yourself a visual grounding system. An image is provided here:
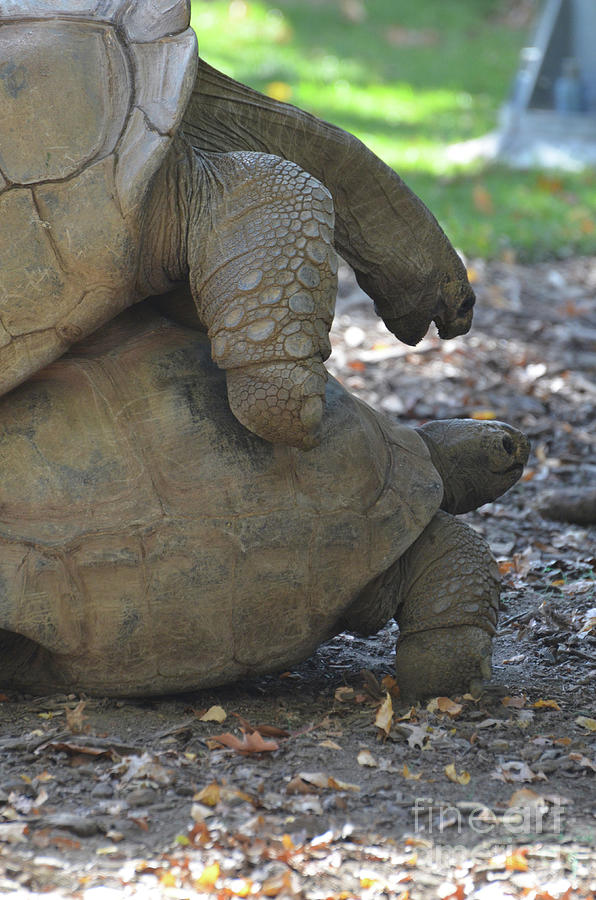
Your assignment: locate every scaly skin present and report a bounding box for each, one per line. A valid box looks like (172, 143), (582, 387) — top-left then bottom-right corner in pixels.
(140, 141), (337, 448)
(393, 510), (499, 702)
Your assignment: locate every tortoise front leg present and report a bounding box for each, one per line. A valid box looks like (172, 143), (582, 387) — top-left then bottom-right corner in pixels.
(393, 510), (500, 702)
(188, 148), (337, 449)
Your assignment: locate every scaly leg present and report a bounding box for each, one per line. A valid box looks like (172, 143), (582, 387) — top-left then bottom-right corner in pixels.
(393, 510), (500, 702)
(188, 149), (337, 449)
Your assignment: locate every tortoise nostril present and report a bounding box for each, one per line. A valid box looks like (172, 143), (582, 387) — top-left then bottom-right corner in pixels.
(502, 435), (514, 455)
(457, 292), (475, 315)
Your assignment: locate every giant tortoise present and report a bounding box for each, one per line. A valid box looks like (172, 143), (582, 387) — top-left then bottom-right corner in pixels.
(0, 308), (529, 700)
(0, 0), (475, 450)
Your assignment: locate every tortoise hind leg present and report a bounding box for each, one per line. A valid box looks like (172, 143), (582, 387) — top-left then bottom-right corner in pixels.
(187, 148), (338, 449)
(393, 510), (500, 702)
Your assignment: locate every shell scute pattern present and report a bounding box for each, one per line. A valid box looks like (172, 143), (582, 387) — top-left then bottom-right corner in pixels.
(0, 0), (197, 397)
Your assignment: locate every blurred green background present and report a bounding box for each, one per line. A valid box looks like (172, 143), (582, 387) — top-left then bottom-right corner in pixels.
(192, 0), (596, 261)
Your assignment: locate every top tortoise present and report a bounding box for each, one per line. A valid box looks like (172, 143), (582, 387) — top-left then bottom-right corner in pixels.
(0, 0), (475, 448)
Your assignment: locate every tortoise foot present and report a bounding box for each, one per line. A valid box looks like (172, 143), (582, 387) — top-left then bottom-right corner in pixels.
(226, 359), (327, 449)
(395, 626), (492, 703)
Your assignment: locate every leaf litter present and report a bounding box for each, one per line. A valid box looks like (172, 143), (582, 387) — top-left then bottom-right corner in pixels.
(0, 256), (595, 896)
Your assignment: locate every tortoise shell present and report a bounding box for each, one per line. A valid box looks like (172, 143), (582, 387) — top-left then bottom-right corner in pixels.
(0, 0), (197, 394)
(0, 307), (442, 695)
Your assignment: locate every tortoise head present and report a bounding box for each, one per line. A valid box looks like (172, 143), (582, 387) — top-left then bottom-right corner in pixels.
(415, 419), (530, 515)
(359, 230), (476, 347)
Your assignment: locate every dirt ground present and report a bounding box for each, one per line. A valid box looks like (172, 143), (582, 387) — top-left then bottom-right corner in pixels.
(1, 257), (595, 899)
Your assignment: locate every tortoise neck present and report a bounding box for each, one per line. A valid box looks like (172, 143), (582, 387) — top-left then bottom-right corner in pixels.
(137, 137), (201, 298)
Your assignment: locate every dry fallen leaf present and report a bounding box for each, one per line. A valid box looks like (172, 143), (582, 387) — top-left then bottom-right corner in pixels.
(436, 697), (463, 717)
(297, 772), (360, 792)
(375, 692), (393, 737)
(208, 730), (279, 755)
(575, 715), (596, 732)
(199, 705), (227, 724)
(319, 739), (342, 751)
(194, 782), (220, 808)
(401, 763), (422, 781)
(568, 752), (596, 772)
(508, 788), (548, 810)
(444, 763), (470, 785)
(190, 802), (215, 822)
(381, 674), (400, 698)
(357, 749), (378, 768)
(491, 761), (547, 783)
(65, 699), (87, 734)
(194, 861), (220, 891)
(505, 848), (529, 872)
(532, 699), (561, 710)
(502, 695), (526, 709)
(0, 823), (28, 844)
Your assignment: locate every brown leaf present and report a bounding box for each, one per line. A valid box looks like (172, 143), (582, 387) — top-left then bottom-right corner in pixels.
(444, 763), (470, 785)
(508, 788), (547, 809)
(44, 741), (114, 759)
(381, 674), (400, 698)
(65, 699), (87, 734)
(491, 761), (547, 783)
(502, 695), (526, 709)
(231, 713), (289, 737)
(575, 716), (596, 732)
(319, 739), (342, 751)
(209, 730), (279, 755)
(357, 749), (378, 767)
(401, 763), (421, 781)
(505, 848), (529, 872)
(374, 692), (393, 736)
(531, 699), (561, 710)
(194, 782), (220, 808)
(296, 771), (359, 792)
(255, 724), (291, 738)
(286, 775), (316, 795)
(568, 752), (596, 772)
(436, 697), (463, 717)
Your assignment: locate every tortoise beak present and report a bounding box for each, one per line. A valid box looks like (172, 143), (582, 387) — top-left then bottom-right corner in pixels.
(434, 280), (476, 339)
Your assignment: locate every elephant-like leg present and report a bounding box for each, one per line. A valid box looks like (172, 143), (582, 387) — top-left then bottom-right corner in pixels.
(183, 60), (475, 346)
(188, 149), (338, 449)
(394, 510), (499, 702)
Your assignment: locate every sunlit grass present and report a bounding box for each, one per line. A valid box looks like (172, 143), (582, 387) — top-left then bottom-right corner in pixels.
(191, 0), (596, 260)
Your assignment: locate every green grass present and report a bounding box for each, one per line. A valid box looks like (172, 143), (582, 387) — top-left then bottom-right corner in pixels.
(192, 0), (596, 260)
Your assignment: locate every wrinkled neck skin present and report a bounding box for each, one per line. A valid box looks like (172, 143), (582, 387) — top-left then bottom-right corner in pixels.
(415, 419), (530, 515)
(137, 138), (206, 304)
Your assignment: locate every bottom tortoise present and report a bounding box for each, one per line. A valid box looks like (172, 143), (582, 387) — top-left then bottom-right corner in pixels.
(0, 307), (529, 700)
